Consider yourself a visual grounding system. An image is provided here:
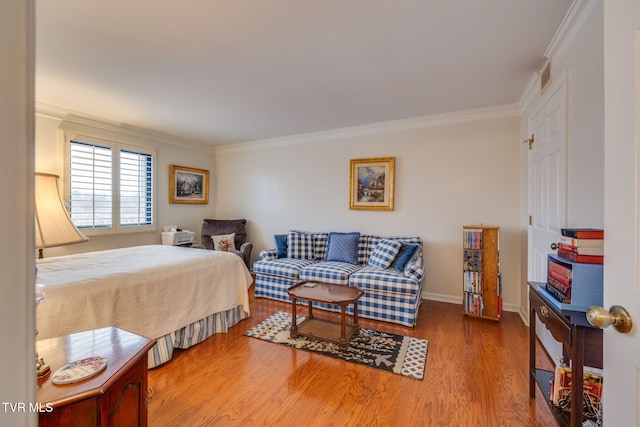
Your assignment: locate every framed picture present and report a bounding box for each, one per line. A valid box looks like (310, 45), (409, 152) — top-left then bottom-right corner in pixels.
(169, 165), (209, 204)
(349, 157), (394, 211)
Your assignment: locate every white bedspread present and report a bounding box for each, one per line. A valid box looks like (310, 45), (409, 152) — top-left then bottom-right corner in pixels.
(35, 245), (252, 340)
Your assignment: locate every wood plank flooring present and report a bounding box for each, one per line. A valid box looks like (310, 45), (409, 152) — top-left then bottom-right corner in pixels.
(147, 289), (557, 426)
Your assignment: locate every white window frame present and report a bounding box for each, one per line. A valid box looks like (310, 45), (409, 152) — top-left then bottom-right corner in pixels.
(64, 133), (157, 236)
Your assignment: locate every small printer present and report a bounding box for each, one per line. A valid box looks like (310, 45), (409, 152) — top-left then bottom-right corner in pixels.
(161, 225), (196, 246)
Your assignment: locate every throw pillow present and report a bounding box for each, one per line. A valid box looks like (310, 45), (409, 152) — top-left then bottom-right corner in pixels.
(287, 231), (315, 260)
(325, 232), (360, 265)
(368, 239), (402, 269)
(211, 233), (237, 251)
(390, 243), (420, 272)
(274, 234), (288, 258)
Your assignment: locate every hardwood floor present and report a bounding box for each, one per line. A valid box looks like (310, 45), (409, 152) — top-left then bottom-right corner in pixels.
(147, 289), (557, 426)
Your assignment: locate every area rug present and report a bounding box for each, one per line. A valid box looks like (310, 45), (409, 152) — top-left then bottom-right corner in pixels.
(244, 311), (428, 380)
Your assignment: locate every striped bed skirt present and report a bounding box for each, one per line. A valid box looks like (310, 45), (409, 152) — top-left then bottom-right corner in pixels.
(148, 305), (248, 369)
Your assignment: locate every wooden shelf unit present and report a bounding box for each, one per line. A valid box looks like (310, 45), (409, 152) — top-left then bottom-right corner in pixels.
(462, 225), (501, 320)
(528, 282), (603, 427)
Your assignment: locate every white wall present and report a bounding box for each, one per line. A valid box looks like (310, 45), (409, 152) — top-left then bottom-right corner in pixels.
(1, 0), (37, 425)
(34, 110), (217, 256)
(214, 109), (523, 310)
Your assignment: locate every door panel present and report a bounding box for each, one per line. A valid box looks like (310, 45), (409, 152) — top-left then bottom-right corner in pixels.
(529, 76), (567, 283)
(601, 4), (640, 425)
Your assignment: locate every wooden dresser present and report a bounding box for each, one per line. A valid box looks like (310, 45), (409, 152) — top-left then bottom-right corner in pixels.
(37, 327), (156, 427)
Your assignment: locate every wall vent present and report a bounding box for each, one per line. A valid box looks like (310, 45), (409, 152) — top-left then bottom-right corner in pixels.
(540, 60), (551, 93)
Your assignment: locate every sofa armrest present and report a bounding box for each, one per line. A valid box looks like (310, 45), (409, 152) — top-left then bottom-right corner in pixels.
(404, 250), (425, 282)
(259, 248), (278, 261)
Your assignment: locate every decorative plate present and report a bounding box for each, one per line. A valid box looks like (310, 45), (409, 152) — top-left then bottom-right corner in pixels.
(51, 356), (107, 385)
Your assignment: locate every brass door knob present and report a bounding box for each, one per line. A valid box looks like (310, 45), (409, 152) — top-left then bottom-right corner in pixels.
(586, 305), (633, 334)
(550, 243), (558, 250)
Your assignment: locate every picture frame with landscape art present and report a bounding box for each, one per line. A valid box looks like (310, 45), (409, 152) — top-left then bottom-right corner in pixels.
(169, 165), (209, 204)
(349, 157), (394, 211)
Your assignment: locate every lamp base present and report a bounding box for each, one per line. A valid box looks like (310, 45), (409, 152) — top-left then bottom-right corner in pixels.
(37, 355), (50, 378)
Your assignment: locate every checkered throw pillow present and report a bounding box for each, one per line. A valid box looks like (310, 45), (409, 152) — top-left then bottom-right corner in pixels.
(287, 231), (316, 260)
(368, 239), (402, 269)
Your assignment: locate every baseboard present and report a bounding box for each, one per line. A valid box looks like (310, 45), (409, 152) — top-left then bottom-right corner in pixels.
(422, 292), (524, 319)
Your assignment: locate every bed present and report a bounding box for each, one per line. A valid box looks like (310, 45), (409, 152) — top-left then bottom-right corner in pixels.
(35, 245), (252, 368)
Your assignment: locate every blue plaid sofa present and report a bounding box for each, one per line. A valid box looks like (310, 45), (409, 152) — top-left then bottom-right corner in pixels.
(253, 231), (424, 326)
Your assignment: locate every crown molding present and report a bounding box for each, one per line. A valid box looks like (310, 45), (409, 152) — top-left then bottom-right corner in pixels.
(518, 0), (596, 115)
(35, 102), (214, 153)
(544, 0), (596, 61)
(215, 103), (520, 154)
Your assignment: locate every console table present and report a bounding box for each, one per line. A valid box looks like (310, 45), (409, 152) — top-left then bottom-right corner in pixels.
(529, 282), (603, 427)
(37, 327), (156, 427)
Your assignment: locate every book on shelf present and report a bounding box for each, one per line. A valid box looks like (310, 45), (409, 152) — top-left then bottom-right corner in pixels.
(552, 364), (603, 419)
(464, 271), (482, 293)
(548, 258), (572, 282)
(545, 281), (571, 303)
(560, 228), (604, 239)
(557, 249), (604, 264)
(558, 243), (604, 256)
(547, 274), (571, 296)
(559, 236), (604, 248)
(463, 228), (483, 249)
(463, 249), (482, 271)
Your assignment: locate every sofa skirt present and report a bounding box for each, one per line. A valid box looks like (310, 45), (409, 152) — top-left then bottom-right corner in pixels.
(254, 273), (422, 327)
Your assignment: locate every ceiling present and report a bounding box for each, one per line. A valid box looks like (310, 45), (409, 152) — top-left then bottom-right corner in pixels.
(36, 1), (573, 146)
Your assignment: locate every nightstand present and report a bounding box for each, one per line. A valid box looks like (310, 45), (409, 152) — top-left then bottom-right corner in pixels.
(37, 327), (156, 427)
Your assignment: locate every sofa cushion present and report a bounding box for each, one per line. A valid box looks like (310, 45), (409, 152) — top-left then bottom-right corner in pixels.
(368, 239), (402, 269)
(325, 232), (360, 265)
(300, 261), (362, 285)
(253, 258), (316, 280)
(287, 231), (316, 260)
(274, 234), (288, 258)
(390, 243), (421, 272)
(349, 266), (420, 296)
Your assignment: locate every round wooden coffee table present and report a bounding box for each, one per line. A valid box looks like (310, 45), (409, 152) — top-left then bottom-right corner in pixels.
(287, 282), (364, 350)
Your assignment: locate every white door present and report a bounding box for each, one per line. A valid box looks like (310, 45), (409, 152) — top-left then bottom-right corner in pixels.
(529, 76), (567, 283)
(601, 3), (640, 425)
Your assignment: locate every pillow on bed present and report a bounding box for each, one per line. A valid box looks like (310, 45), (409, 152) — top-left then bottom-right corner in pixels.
(211, 233), (237, 251)
(325, 232), (360, 265)
(368, 239), (402, 269)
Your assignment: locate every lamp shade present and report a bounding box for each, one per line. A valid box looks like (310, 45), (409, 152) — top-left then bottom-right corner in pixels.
(35, 173), (89, 250)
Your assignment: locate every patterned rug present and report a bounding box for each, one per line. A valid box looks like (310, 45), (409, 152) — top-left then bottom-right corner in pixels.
(244, 311), (428, 380)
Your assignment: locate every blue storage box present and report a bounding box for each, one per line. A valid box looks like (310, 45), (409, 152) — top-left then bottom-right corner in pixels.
(540, 254), (603, 312)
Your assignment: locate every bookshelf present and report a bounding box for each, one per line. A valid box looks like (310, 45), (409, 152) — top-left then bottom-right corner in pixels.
(462, 226), (501, 320)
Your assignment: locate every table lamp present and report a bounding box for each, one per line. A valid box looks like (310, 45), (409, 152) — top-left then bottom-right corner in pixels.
(34, 173), (89, 258)
(34, 173), (89, 377)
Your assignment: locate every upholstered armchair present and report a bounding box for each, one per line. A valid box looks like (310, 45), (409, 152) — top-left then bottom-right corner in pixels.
(201, 219), (252, 269)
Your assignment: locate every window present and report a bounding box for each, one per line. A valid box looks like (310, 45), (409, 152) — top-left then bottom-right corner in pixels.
(67, 136), (155, 234)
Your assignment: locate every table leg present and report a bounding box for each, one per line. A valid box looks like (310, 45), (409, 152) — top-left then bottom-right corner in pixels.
(339, 306), (348, 350)
(290, 297), (298, 338)
(353, 301), (360, 329)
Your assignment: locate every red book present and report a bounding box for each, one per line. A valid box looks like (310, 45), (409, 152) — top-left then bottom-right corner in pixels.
(547, 275), (572, 297)
(548, 268), (571, 286)
(557, 249), (604, 264)
(560, 228), (604, 239)
(558, 243), (604, 256)
(549, 259), (572, 280)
